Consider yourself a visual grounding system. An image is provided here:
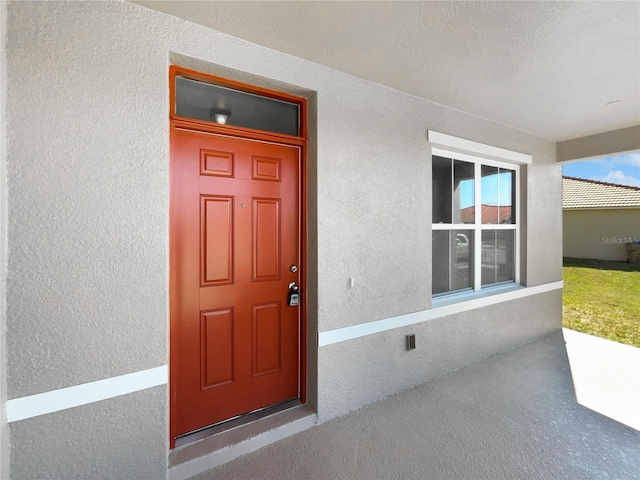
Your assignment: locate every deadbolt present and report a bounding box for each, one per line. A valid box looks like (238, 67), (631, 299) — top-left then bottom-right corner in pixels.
(290, 265), (298, 273)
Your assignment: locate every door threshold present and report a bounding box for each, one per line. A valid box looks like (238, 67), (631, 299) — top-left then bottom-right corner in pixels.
(169, 402), (317, 480)
(175, 399), (301, 448)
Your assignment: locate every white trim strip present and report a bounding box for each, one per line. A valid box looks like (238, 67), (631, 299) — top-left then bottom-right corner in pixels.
(6, 365), (168, 423)
(5, 283), (563, 421)
(318, 281), (563, 347)
(428, 131), (532, 164)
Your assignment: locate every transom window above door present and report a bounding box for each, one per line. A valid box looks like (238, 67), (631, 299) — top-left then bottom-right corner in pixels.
(174, 75), (302, 137)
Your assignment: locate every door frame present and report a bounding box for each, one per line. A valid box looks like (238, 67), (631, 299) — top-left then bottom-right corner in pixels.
(168, 66), (308, 448)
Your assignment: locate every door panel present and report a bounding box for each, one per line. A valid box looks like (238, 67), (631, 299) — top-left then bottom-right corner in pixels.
(201, 196), (234, 286)
(201, 308), (235, 388)
(252, 302), (282, 376)
(253, 156), (281, 181)
(171, 128), (301, 439)
(252, 198), (281, 282)
(201, 150), (234, 177)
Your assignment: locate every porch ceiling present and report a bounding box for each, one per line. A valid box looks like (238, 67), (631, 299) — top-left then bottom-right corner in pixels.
(134, 1), (639, 142)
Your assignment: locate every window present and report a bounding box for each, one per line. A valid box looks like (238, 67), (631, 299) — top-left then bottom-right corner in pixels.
(174, 76), (301, 137)
(432, 153), (519, 297)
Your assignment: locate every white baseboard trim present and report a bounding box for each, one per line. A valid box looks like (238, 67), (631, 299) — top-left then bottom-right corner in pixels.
(5, 281), (563, 423)
(5, 365), (168, 423)
(318, 281), (563, 347)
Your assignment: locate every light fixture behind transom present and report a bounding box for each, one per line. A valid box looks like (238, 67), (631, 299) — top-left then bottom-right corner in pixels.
(210, 110), (230, 124)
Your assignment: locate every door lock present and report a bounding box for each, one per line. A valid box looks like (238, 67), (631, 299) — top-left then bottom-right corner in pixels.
(288, 282), (300, 307)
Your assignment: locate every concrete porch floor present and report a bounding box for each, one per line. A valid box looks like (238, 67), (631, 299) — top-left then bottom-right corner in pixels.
(191, 329), (640, 480)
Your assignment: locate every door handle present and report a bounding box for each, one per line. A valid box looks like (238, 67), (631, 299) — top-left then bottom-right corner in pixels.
(288, 282), (300, 307)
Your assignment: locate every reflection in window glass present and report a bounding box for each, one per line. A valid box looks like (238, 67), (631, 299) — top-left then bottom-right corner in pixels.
(481, 166), (516, 224)
(432, 156), (452, 223)
(433, 156), (475, 224)
(498, 170), (515, 224)
(481, 166), (498, 224)
(431, 151), (518, 297)
(432, 231), (449, 294)
(481, 230), (515, 286)
(454, 160), (475, 224)
(432, 230), (474, 295)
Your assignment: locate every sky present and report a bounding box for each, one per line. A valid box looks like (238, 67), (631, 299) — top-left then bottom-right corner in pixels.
(457, 152), (640, 210)
(562, 153), (640, 188)
(459, 171), (513, 208)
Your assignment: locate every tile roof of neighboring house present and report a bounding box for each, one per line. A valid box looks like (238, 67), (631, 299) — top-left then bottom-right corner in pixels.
(563, 176), (640, 209)
(461, 205), (512, 224)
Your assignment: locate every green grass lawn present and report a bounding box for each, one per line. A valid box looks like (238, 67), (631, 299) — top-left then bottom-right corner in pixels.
(563, 257), (640, 348)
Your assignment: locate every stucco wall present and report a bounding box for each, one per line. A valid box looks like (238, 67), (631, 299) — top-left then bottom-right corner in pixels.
(10, 386), (166, 480)
(4, 1), (562, 478)
(1, 1), (10, 478)
(318, 290), (561, 421)
(563, 209), (640, 261)
(557, 126), (640, 163)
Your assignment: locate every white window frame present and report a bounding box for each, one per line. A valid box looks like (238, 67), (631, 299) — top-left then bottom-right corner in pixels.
(428, 131), (531, 298)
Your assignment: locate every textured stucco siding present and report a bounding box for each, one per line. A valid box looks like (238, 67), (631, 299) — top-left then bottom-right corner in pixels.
(4, 1), (561, 478)
(1, 1), (10, 478)
(6, 2), (169, 399)
(318, 290), (562, 421)
(524, 160), (564, 285)
(9, 386), (166, 480)
(557, 126), (640, 163)
(563, 209), (640, 261)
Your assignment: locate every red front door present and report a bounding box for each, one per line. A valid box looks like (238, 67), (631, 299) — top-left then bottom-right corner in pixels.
(170, 128), (301, 440)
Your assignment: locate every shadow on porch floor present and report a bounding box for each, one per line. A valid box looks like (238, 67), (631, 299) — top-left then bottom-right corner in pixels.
(191, 329), (640, 480)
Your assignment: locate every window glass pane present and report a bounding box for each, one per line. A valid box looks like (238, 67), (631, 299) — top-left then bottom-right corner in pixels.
(496, 230), (515, 282)
(432, 230), (474, 295)
(452, 230), (474, 291)
(432, 154), (518, 297)
(481, 230), (496, 285)
(481, 230), (515, 286)
(481, 165), (499, 224)
(175, 76), (300, 136)
(432, 156), (452, 223)
(482, 166), (516, 224)
(432, 231), (450, 295)
(498, 169), (516, 224)
(453, 160), (475, 224)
